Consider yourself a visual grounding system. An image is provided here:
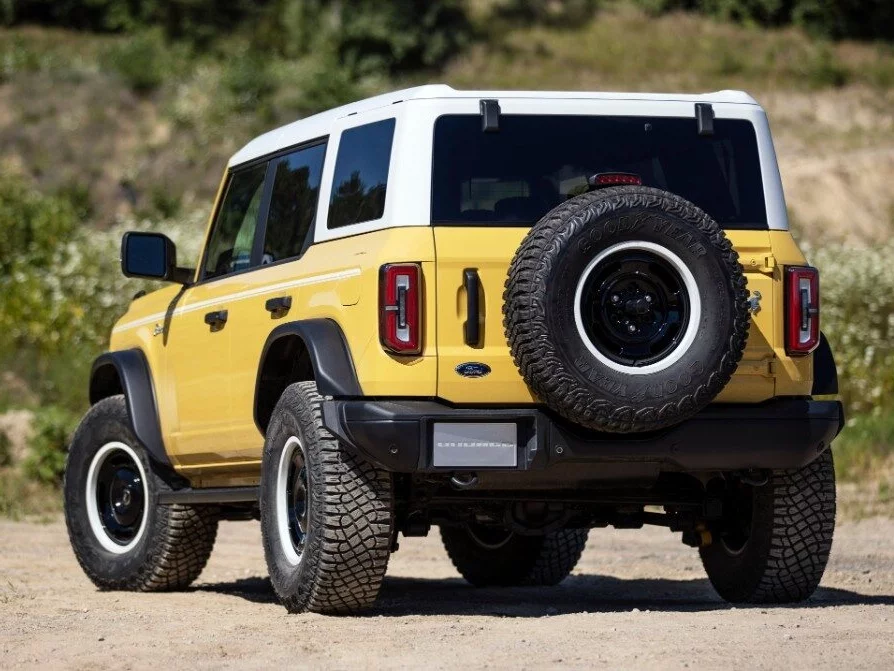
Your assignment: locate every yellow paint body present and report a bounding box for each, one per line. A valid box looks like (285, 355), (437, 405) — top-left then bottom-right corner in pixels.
(110, 211), (813, 482)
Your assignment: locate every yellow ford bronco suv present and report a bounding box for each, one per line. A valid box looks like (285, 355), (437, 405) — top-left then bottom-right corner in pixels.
(64, 85), (843, 613)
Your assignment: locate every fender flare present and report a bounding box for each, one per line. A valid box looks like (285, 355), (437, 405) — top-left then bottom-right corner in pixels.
(811, 331), (838, 396)
(89, 349), (170, 467)
(254, 318), (362, 432)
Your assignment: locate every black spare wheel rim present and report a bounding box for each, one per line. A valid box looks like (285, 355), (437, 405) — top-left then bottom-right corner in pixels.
(579, 248), (690, 368)
(95, 448), (145, 545)
(504, 185), (750, 434)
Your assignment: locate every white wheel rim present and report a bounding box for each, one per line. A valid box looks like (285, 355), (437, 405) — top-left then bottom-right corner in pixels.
(276, 436), (309, 566)
(573, 240), (702, 375)
(85, 442), (149, 554)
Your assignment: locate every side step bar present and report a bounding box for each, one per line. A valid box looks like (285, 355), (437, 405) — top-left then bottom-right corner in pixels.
(158, 486), (259, 505)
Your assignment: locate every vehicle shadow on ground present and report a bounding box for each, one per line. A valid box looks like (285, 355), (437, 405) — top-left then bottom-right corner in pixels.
(195, 574), (894, 616)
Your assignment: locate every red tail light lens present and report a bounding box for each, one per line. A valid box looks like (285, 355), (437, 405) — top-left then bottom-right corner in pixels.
(589, 172), (643, 188)
(785, 266), (820, 356)
(380, 263), (422, 355)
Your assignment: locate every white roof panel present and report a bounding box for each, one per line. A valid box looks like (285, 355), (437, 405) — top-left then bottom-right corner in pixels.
(228, 85), (759, 167)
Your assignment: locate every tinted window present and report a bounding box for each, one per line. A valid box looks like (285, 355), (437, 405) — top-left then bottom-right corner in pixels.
(203, 164), (266, 280)
(262, 142), (327, 264)
(328, 118), (395, 229)
(432, 115), (767, 229)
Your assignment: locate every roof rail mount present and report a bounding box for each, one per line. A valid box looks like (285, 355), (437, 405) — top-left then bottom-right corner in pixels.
(695, 102), (714, 136)
(480, 99), (500, 133)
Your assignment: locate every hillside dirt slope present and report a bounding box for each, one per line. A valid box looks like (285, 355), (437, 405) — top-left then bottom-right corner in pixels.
(2, 517), (893, 669)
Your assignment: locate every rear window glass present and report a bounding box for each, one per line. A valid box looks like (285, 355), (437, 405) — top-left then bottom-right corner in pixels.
(431, 115), (766, 229)
(328, 118), (395, 229)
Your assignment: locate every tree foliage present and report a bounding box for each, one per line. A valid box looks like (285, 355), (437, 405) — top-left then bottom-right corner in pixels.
(636, 0), (894, 41)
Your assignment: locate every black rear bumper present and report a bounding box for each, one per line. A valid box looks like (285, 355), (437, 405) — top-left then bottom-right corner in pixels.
(321, 398), (844, 474)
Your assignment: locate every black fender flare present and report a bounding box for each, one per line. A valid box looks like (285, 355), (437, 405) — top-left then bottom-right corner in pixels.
(254, 318), (362, 432)
(89, 349), (170, 467)
(811, 331), (839, 396)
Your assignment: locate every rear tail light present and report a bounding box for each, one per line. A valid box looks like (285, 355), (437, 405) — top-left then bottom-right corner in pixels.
(380, 263), (422, 355)
(785, 266), (820, 356)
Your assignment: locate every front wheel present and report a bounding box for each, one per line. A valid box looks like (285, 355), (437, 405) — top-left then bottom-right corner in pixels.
(700, 450), (836, 603)
(441, 524), (589, 587)
(64, 396), (218, 591)
(260, 381), (394, 614)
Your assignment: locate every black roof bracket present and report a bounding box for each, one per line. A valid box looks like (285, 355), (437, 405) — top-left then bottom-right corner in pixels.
(695, 102), (715, 136)
(480, 99), (501, 133)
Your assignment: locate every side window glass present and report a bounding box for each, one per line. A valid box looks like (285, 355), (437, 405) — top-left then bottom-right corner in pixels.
(328, 118), (395, 229)
(262, 142), (327, 264)
(202, 164), (267, 280)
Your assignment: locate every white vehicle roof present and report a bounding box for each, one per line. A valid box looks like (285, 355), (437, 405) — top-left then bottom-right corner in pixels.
(228, 85), (760, 167)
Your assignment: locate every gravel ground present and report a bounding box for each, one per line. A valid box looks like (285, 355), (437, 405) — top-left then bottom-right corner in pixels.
(2, 517), (893, 670)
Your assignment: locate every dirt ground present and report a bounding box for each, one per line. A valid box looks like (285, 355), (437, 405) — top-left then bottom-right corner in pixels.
(2, 517), (893, 670)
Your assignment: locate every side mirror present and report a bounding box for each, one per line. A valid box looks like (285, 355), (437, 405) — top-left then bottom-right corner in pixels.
(121, 232), (192, 284)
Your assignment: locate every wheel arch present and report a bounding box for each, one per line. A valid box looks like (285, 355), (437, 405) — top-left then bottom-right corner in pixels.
(254, 318), (362, 435)
(89, 349), (170, 467)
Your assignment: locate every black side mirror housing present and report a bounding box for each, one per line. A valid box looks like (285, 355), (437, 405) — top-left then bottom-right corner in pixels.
(121, 232), (192, 284)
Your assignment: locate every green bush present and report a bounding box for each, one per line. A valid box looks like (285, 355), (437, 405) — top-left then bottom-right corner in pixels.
(0, 429), (11, 467)
(835, 408), (894, 480)
(104, 28), (171, 93)
(493, 0), (601, 26)
(23, 405), (77, 484)
(633, 0), (894, 41)
(807, 242), (894, 416)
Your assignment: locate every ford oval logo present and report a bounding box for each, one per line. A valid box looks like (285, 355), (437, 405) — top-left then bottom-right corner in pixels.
(455, 362), (491, 378)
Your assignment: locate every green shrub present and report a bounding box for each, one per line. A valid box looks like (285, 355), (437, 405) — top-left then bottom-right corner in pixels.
(834, 408), (894, 481)
(104, 28), (170, 93)
(493, 0), (601, 26)
(23, 405), (77, 484)
(0, 429), (11, 467)
(631, 0), (894, 41)
(807, 242), (894, 416)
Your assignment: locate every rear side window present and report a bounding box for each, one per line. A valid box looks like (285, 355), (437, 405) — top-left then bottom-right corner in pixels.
(262, 142), (327, 264)
(328, 118), (395, 229)
(202, 163), (267, 280)
(431, 115), (767, 229)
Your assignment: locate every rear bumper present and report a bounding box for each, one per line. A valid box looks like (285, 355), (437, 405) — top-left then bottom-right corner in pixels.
(321, 398), (844, 474)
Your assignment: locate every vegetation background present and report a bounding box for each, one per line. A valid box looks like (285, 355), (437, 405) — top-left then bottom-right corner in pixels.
(0, 0), (892, 517)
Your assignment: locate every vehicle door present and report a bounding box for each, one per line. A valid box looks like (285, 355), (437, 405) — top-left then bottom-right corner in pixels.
(164, 162), (267, 467)
(224, 140), (330, 455)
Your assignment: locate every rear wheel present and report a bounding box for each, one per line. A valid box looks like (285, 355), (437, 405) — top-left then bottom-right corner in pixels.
(441, 524), (589, 587)
(64, 396), (218, 591)
(260, 381), (394, 614)
(700, 450), (836, 603)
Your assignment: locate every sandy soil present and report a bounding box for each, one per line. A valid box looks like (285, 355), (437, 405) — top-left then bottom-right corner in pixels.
(2, 517), (893, 670)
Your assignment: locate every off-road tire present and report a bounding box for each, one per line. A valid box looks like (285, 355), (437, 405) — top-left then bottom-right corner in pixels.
(64, 395), (218, 591)
(700, 450), (836, 603)
(260, 381), (393, 614)
(441, 525), (589, 587)
(504, 186), (749, 433)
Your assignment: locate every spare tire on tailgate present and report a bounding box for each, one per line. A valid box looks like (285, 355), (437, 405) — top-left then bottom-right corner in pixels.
(503, 186), (749, 433)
